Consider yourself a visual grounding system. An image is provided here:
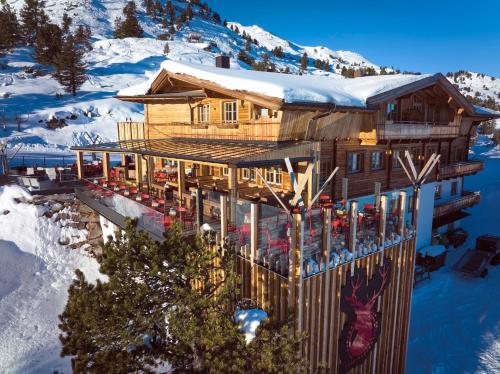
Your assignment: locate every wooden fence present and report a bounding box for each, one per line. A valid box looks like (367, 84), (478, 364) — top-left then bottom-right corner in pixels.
(218, 191), (417, 373)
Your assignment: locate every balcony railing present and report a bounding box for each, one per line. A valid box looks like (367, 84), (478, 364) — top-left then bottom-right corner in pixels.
(439, 160), (484, 180)
(117, 121), (145, 141)
(434, 191), (480, 218)
(377, 122), (459, 140)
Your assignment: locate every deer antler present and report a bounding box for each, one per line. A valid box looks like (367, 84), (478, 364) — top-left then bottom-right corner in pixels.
(345, 273), (363, 306)
(367, 263), (390, 305)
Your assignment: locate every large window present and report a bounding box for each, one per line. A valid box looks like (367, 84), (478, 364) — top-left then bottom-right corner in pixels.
(347, 152), (363, 174)
(386, 102), (398, 121)
(223, 101), (238, 123)
(265, 167), (282, 185)
(222, 167), (229, 176)
(197, 103), (210, 123)
(392, 150), (401, 168)
(242, 168), (256, 181)
(371, 151), (384, 170)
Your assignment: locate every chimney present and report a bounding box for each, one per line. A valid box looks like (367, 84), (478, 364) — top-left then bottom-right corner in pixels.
(215, 55), (230, 69)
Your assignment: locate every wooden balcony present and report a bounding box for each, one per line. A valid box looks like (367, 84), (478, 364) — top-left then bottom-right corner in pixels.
(439, 160), (484, 180)
(149, 121), (281, 142)
(117, 122), (145, 141)
(434, 191), (480, 218)
(376, 121), (459, 140)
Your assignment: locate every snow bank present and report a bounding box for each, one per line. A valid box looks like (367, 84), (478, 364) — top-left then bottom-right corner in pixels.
(119, 59), (430, 107)
(235, 308), (268, 343)
(0, 185), (100, 373)
(418, 245), (446, 257)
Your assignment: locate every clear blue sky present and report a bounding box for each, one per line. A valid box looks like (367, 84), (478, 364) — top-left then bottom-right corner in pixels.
(210, 0), (500, 76)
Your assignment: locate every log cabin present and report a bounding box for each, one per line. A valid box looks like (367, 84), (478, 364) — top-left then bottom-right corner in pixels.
(72, 57), (500, 373)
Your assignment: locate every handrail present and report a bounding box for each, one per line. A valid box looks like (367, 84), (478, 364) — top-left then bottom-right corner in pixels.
(439, 160), (484, 179)
(434, 191), (480, 217)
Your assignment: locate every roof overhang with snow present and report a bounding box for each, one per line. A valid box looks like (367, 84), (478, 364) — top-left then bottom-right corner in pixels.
(116, 60), (500, 119)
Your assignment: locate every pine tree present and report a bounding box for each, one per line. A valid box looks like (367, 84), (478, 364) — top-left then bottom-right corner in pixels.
(20, 0), (49, 45)
(186, 4), (193, 20)
(324, 60), (331, 72)
(0, 1), (20, 53)
(59, 221), (307, 373)
(166, 0), (174, 19)
(300, 52), (308, 72)
(314, 58), (324, 70)
(144, 0), (154, 15)
(34, 22), (62, 64)
(61, 12), (72, 34)
(113, 1), (144, 39)
(74, 25), (92, 51)
(272, 46), (283, 58)
(53, 35), (86, 95)
(163, 42), (169, 55)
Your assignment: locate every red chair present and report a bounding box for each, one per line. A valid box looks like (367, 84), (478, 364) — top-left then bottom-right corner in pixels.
(163, 216), (174, 228)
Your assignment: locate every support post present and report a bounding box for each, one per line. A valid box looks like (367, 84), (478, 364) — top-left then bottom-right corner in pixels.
(220, 195), (227, 247)
(288, 213), (303, 333)
(228, 165), (237, 223)
(398, 191), (407, 236)
(177, 161), (185, 203)
(195, 188), (203, 231)
(379, 195), (387, 264)
(374, 181), (381, 210)
(322, 207), (332, 271)
(134, 154), (142, 187)
(102, 152), (111, 180)
(348, 200), (358, 276)
(250, 202), (258, 264)
(76, 151), (84, 180)
(342, 177), (349, 202)
(147, 156), (155, 189)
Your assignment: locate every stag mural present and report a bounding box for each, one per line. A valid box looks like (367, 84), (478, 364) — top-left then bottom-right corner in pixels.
(339, 258), (392, 373)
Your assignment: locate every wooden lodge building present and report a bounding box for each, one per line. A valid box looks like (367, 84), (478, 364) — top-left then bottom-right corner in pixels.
(72, 58), (499, 373)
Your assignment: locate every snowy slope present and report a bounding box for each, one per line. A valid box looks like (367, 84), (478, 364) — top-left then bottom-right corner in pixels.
(0, 186), (101, 373)
(1, 0), (498, 158)
(228, 22), (380, 72)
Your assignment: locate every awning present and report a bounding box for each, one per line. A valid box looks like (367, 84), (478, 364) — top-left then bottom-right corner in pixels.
(432, 210), (470, 229)
(71, 138), (315, 167)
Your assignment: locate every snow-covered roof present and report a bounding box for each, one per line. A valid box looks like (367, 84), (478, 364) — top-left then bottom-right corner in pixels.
(118, 60), (432, 108)
(473, 105), (500, 117)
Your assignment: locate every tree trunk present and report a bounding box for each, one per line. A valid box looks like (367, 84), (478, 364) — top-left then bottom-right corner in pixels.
(190, 342), (205, 372)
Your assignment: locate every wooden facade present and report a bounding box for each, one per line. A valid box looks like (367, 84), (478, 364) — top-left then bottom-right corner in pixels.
(73, 65), (500, 374)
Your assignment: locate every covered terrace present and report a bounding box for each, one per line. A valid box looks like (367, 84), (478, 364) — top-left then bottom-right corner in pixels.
(71, 138), (315, 230)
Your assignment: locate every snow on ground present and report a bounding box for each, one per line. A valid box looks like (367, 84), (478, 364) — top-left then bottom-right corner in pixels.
(407, 136), (500, 374)
(0, 185), (100, 373)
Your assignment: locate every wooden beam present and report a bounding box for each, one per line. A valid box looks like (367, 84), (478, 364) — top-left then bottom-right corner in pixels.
(76, 151), (84, 179)
(177, 160), (185, 203)
(102, 152), (111, 180)
(134, 154), (142, 187)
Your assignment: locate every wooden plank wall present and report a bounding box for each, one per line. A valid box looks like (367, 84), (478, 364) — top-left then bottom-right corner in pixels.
(236, 238), (416, 374)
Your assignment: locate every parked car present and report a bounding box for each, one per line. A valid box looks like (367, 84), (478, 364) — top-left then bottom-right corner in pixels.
(446, 228), (468, 248)
(453, 235), (500, 278)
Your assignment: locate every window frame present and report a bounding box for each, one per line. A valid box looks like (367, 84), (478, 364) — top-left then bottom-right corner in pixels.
(222, 100), (238, 123)
(265, 167), (282, 185)
(197, 103), (210, 123)
(242, 168), (256, 181)
(347, 152), (364, 174)
(451, 181), (458, 196)
(371, 151), (384, 171)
